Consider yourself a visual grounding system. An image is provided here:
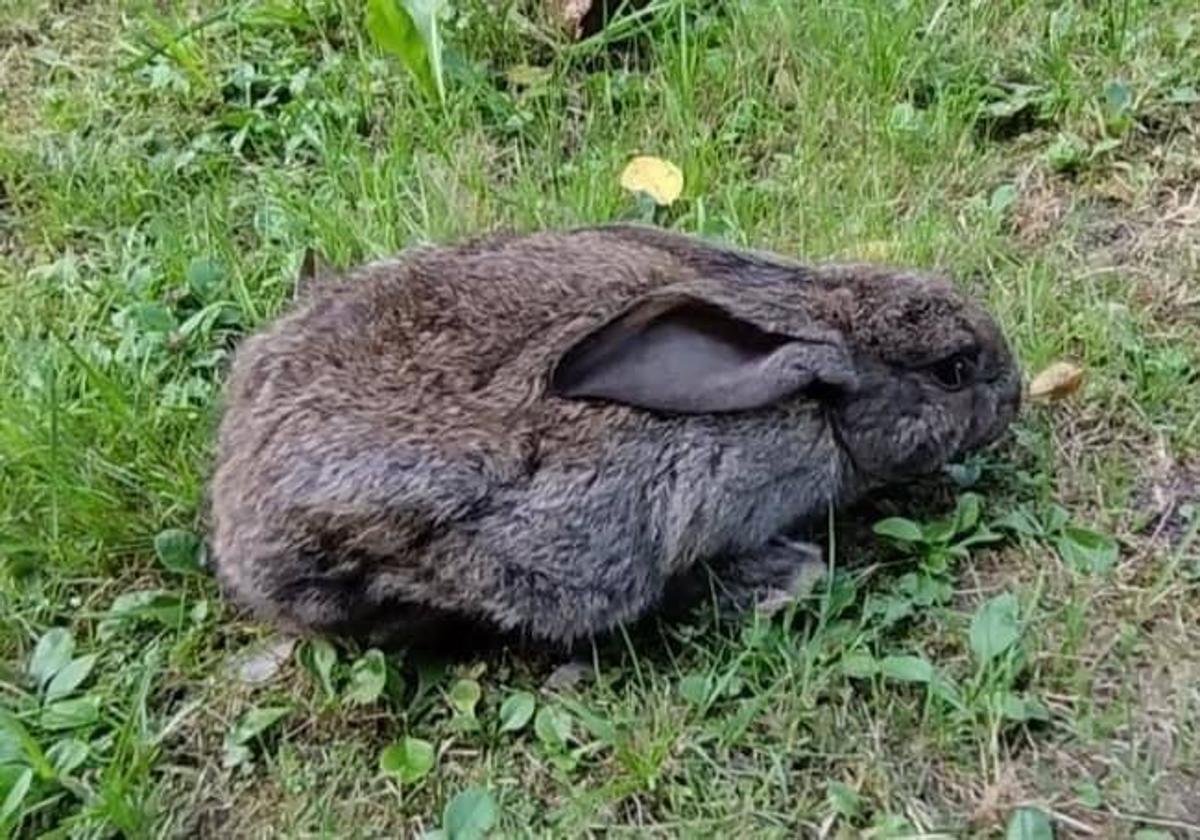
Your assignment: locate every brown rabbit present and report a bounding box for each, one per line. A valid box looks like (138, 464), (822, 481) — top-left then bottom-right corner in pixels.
(208, 224), (1021, 650)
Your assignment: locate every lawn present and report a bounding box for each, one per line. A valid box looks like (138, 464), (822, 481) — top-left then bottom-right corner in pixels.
(1, 0), (1198, 836)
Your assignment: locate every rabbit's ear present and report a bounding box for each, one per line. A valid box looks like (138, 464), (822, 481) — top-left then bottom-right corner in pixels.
(550, 295), (857, 413)
(295, 248), (335, 299)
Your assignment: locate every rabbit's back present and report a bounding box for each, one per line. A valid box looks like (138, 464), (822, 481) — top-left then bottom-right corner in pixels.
(232, 231), (700, 416)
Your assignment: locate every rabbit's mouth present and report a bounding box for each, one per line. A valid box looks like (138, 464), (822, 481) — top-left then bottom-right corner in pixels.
(823, 407), (890, 486)
(970, 368), (1023, 451)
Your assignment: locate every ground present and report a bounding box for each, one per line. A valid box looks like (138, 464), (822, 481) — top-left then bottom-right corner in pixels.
(1, 0), (1198, 837)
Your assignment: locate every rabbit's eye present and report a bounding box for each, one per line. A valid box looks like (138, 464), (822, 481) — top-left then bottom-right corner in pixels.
(928, 351), (977, 391)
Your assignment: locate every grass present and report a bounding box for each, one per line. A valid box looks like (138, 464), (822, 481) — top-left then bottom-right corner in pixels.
(1, 0), (1198, 835)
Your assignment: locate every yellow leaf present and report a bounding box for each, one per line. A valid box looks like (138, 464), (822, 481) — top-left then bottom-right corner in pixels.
(849, 240), (893, 261)
(620, 156), (684, 206)
(505, 64), (551, 88)
(1028, 361), (1084, 401)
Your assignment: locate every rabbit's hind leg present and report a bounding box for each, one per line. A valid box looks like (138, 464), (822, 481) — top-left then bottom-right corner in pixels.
(273, 570), (504, 657)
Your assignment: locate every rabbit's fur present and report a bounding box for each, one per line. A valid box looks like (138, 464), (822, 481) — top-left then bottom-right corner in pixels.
(209, 224), (1021, 650)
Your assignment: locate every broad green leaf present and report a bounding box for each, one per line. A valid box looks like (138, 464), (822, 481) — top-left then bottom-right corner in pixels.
(840, 654), (879, 679)
(918, 548), (951, 575)
(900, 572), (953, 607)
(533, 706), (572, 752)
(1056, 527), (1118, 574)
(229, 705), (291, 745)
(190, 598), (210, 625)
(1103, 80), (1132, 114)
(297, 638), (338, 698)
(39, 696), (102, 731)
(889, 101), (922, 133)
(384, 660), (408, 702)
(404, 0), (447, 103)
(969, 593), (1021, 663)
(28, 627), (74, 689)
(45, 654), (98, 702)
(879, 655), (934, 684)
(989, 184), (1017, 214)
(154, 528), (205, 575)
(411, 660), (447, 711)
(442, 786), (498, 840)
(930, 675), (966, 711)
(944, 460), (983, 488)
(366, 0), (447, 103)
(997, 691), (1050, 723)
(222, 742), (252, 769)
(0, 728), (19, 765)
(873, 517), (924, 544)
(995, 507), (1042, 538)
(1046, 132), (1086, 173)
(556, 697), (616, 744)
(447, 678), (481, 717)
(0, 767), (32, 826)
(872, 814), (914, 834)
(996, 691), (1027, 721)
(953, 493), (982, 534)
(865, 594), (914, 628)
(1168, 86), (1200, 105)
(379, 737), (435, 783)
(47, 738), (90, 775)
(366, 0), (423, 84)
(1006, 806), (1053, 840)
(921, 517), (957, 545)
(1073, 779), (1102, 808)
(1049, 7), (1073, 42)
(497, 691), (535, 733)
(126, 301), (176, 333)
(677, 674), (710, 706)
(956, 527), (1006, 550)
(100, 590), (188, 637)
(345, 650), (388, 706)
(985, 96), (1028, 119)
(1045, 504), (1071, 533)
(186, 258), (224, 300)
(0, 710), (53, 778)
(826, 780), (861, 818)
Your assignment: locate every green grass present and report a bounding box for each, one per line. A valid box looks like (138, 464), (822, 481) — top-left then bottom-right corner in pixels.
(2, 0), (1198, 836)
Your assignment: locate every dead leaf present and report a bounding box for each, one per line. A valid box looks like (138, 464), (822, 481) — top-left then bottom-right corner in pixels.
(543, 660), (594, 691)
(1028, 361), (1085, 401)
(230, 635), (297, 686)
(620, 155), (684, 206)
(554, 0), (593, 39)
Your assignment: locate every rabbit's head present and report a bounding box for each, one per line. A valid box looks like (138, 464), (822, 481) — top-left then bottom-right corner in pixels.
(813, 267), (1022, 480)
(547, 245), (1020, 484)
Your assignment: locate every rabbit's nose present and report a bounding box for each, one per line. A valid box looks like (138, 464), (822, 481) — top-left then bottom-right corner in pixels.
(1006, 376), (1023, 417)
(978, 373), (1022, 447)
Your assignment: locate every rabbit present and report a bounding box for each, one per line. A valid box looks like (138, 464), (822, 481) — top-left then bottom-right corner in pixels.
(208, 223), (1022, 652)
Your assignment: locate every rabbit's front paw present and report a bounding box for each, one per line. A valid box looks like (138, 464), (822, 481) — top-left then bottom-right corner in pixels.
(752, 539), (826, 618)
